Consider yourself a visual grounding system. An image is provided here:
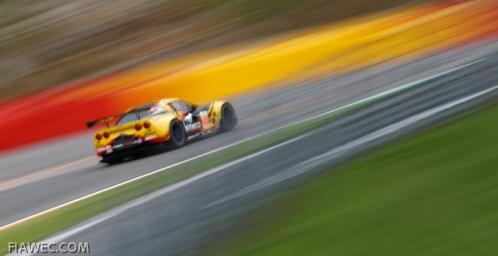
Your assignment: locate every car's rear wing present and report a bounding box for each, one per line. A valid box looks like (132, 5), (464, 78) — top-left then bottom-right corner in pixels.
(86, 105), (155, 128)
(86, 114), (122, 128)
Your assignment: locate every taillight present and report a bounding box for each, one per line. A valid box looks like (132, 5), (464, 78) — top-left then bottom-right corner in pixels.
(95, 134), (103, 140)
(143, 121), (151, 129)
(103, 132), (110, 139)
(134, 123), (142, 131)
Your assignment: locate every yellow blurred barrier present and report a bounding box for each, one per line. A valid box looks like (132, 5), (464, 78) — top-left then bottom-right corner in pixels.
(101, 0), (497, 109)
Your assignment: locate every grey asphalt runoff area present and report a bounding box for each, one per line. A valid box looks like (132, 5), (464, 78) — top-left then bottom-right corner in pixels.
(2, 39), (498, 255)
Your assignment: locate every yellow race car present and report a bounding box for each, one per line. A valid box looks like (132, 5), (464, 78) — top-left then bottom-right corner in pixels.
(87, 98), (237, 164)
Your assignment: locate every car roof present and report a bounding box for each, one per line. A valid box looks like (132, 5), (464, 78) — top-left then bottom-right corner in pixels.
(158, 98), (180, 104)
(124, 98), (182, 113)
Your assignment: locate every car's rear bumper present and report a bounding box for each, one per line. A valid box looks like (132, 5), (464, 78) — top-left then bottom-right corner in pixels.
(101, 141), (163, 159)
(96, 135), (167, 158)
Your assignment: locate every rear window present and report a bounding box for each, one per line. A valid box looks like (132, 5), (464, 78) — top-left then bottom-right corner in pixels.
(116, 104), (167, 125)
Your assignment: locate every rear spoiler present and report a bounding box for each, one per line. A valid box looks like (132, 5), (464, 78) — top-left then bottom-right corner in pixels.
(86, 114), (122, 128)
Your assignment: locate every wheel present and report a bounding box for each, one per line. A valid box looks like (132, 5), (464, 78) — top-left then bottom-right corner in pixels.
(168, 119), (186, 148)
(219, 103), (238, 132)
(101, 155), (123, 165)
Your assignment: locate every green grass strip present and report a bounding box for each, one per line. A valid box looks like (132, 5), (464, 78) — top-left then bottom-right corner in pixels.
(209, 101), (498, 256)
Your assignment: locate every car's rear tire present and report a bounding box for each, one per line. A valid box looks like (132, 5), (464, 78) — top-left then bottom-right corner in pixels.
(169, 120), (186, 148)
(219, 103), (237, 132)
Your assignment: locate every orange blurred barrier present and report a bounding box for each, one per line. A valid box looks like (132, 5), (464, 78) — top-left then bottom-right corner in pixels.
(1, 0), (497, 151)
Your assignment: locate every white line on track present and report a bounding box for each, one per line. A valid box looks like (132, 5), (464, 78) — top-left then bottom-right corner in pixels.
(203, 85), (498, 209)
(0, 59), (482, 235)
(37, 81), (498, 252)
(296, 59), (483, 123)
(36, 134), (308, 248)
(0, 157), (95, 193)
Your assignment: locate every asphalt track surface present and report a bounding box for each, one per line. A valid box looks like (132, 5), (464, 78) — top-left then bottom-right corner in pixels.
(2, 39), (498, 255)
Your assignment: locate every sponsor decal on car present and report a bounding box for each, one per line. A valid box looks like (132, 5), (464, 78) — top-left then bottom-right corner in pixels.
(184, 121), (201, 132)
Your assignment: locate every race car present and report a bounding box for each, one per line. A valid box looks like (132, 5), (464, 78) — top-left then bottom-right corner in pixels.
(87, 98), (237, 164)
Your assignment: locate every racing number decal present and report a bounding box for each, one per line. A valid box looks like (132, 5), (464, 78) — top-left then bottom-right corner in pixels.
(105, 145), (113, 153)
(199, 111), (211, 130)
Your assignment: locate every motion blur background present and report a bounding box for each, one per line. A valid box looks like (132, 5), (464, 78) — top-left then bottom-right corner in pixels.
(0, 0), (427, 99)
(2, 0), (496, 151)
(0, 0), (430, 100)
(1, 0), (498, 255)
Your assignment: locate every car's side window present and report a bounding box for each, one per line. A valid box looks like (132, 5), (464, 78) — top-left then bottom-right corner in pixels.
(170, 101), (193, 113)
